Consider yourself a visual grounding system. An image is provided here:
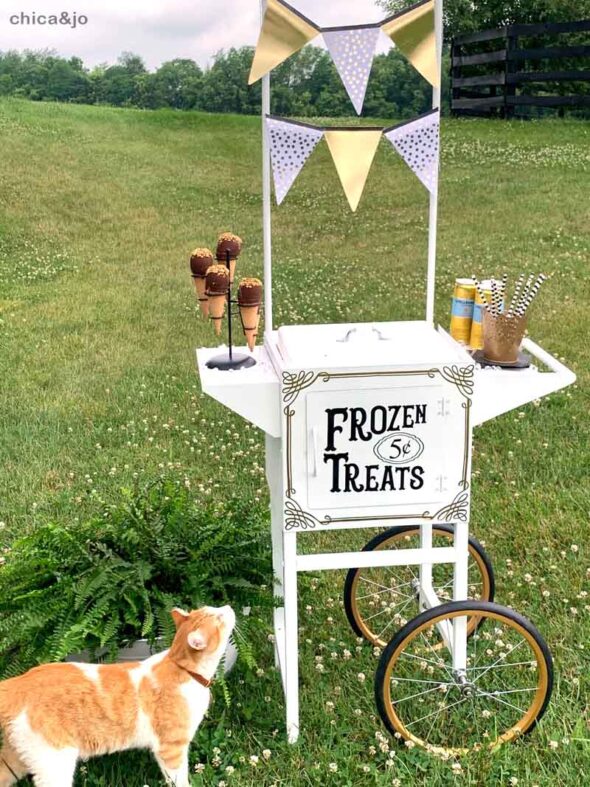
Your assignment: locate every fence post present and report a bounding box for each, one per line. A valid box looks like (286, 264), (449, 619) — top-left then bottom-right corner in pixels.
(505, 28), (519, 119)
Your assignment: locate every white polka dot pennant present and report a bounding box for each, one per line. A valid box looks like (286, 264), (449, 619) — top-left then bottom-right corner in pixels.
(322, 26), (381, 116)
(266, 116), (325, 205)
(384, 109), (440, 195)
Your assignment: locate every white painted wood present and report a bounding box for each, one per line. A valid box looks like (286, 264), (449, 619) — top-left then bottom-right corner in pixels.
(280, 356), (471, 531)
(452, 521), (469, 673)
(273, 607), (286, 691)
(296, 546), (457, 572)
(426, 0), (443, 323)
(435, 327), (577, 425)
(267, 434), (285, 669)
(276, 321), (467, 369)
(261, 0), (273, 333)
(282, 532), (300, 743)
(196, 346), (280, 436)
(419, 522), (434, 612)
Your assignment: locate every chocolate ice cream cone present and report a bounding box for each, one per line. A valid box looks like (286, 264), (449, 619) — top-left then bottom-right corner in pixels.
(208, 295), (227, 334)
(192, 278), (208, 317)
(239, 306), (260, 350)
(206, 264), (230, 336)
(190, 248), (213, 318)
(216, 233), (242, 284)
(238, 277), (262, 351)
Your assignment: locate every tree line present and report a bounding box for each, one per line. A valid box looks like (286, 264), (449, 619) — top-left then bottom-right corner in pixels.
(0, 47), (446, 119)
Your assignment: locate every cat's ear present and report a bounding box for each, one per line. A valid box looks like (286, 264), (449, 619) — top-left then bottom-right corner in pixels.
(171, 608), (189, 629)
(187, 629), (207, 651)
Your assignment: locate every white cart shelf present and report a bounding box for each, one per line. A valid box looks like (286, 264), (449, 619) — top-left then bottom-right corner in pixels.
(436, 328), (576, 426)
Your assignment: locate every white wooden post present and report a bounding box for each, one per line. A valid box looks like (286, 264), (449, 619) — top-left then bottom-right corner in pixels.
(282, 531), (300, 742)
(426, 0), (443, 324)
(260, 0), (273, 333)
(452, 520), (469, 672)
(266, 435), (285, 668)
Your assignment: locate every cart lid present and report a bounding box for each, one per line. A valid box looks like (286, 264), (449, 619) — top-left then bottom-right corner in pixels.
(276, 321), (469, 368)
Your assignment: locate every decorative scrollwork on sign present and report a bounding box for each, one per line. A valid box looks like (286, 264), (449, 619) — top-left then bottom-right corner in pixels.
(282, 370), (318, 404)
(439, 365), (474, 398)
(284, 499), (331, 531)
(284, 406), (296, 497)
(433, 489), (470, 523)
(460, 399), (471, 489)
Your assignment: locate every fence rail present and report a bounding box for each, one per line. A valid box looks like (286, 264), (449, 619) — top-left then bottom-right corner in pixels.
(451, 20), (590, 117)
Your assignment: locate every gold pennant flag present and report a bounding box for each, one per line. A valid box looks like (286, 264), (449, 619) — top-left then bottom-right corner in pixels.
(324, 129), (382, 212)
(249, 0), (320, 85)
(382, 0), (439, 88)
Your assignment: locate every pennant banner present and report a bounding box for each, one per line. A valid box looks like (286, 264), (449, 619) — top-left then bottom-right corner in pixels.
(265, 111), (440, 209)
(323, 26), (381, 116)
(266, 116), (324, 204)
(382, 0), (439, 88)
(249, 0), (320, 85)
(385, 109), (440, 194)
(250, 0), (439, 109)
(324, 129), (382, 212)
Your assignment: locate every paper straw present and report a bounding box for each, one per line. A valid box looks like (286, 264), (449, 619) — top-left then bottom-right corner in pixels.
(517, 273), (535, 313)
(472, 276), (490, 313)
(500, 273), (507, 304)
(491, 279), (500, 316)
(508, 273), (525, 317)
(518, 274), (547, 316)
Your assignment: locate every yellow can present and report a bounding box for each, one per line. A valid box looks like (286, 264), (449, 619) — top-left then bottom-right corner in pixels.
(450, 278), (476, 345)
(469, 280), (494, 350)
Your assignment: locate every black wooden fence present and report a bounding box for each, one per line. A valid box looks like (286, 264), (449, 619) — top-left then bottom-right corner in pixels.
(451, 20), (590, 117)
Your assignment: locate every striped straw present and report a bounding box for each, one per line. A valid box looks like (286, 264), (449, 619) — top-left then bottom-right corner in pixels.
(500, 273), (507, 305)
(508, 273), (525, 317)
(472, 276), (491, 313)
(491, 278), (504, 316)
(517, 273), (535, 313)
(517, 274), (547, 316)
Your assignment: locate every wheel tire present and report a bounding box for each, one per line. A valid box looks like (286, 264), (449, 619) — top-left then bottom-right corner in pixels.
(375, 600), (553, 753)
(343, 525), (495, 645)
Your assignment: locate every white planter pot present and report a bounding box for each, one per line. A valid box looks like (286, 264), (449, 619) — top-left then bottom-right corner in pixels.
(65, 608), (249, 673)
(66, 637), (239, 674)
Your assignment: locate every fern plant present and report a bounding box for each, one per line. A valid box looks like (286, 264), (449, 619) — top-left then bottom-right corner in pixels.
(0, 479), (272, 678)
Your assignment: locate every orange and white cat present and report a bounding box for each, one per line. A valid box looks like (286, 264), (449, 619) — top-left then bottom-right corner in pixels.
(0, 605), (235, 787)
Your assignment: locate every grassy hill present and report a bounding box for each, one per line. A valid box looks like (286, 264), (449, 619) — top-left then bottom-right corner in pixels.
(0, 98), (589, 785)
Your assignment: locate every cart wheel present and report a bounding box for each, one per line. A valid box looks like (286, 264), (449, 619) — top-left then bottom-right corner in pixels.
(344, 525), (495, 648)
(375, 600), (553, 755)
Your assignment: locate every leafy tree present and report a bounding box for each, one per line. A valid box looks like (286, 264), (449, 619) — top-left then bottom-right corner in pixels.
(151, 59), (203, 109)
(376, 0), (590, 38)
(200, 48), (261, 114)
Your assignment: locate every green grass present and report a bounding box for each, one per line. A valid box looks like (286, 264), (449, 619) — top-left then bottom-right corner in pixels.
(0, 97), (589, 785)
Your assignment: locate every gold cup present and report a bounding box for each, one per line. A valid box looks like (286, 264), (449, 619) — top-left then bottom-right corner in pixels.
(483, 310), (527, 364)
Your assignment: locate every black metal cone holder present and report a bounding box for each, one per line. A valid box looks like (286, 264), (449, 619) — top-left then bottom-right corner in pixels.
(206, 250), (257, 371)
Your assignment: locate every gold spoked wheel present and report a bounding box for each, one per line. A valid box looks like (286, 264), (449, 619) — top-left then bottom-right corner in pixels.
(375, 601), (553, 755)
(344, 525), (495, 648)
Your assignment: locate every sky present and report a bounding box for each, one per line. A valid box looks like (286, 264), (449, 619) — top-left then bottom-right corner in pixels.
(0, 0), (393, 69)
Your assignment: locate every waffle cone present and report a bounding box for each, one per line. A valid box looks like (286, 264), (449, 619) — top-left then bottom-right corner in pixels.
(239, 304), (260, 351)
(193, 278), (209, 317)
(229, 259), (237, 284)
(208, 294), (226, 335)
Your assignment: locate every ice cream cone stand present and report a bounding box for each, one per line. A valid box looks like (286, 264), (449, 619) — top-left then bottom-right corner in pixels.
(194, 0), (576, 754)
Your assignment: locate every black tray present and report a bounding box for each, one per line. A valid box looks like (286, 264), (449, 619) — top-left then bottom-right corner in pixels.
(471, 350), (531, 370)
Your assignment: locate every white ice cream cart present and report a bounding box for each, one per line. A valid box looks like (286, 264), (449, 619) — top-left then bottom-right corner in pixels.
(195, 0), (576, 755)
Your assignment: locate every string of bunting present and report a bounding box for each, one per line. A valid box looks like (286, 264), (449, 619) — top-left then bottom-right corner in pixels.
(249, 0), (438, 116)
(266, 109), (440, 212)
